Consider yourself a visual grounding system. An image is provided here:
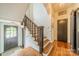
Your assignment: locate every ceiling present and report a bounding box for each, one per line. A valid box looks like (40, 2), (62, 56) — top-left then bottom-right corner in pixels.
(51, 3), (76, 11)
(44, 3), (76, 14)
(0, 3), (29, 22)
(0, 3), (76, 22)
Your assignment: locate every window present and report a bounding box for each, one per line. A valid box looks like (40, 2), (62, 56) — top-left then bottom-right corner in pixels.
(5, 27), (17, 38)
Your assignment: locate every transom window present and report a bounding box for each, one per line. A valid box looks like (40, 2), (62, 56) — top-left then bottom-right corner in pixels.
(5, 27), (17, 38)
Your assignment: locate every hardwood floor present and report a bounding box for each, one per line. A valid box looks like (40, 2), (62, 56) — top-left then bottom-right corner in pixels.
(15, 47), (41, 56)
(48, 41), (78, 56)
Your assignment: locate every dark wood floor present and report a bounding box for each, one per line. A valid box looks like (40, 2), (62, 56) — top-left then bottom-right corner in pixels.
(48, 41), (78, 56)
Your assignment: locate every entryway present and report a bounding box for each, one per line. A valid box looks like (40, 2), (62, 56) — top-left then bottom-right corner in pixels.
(57, 19), (67, 42)
(4, 25), (18, 51)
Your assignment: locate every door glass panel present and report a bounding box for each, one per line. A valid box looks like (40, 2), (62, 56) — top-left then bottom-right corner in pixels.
(6, 34), (10, 38)
(6, 27), (10, 31)
(5, 27), (17, 39)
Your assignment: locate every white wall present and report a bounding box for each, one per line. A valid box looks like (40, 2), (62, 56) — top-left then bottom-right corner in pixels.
(26, 4), (33, 20)
(0, 21), (22, 53)
(0, 4), (29, 22)
(33, 3), (52, 40)
(26, 3), (52, 40)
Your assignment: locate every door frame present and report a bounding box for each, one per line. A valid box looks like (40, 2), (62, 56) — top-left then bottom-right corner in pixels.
(75, 8), (79, 53)
(57, 19), (68, 42)
(4, 25), (18, 51)
(70, 8), (79, 53)
(22, 28), (24, 48)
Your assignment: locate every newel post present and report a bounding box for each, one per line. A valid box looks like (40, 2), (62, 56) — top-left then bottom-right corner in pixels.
(38, 26), (44, 55)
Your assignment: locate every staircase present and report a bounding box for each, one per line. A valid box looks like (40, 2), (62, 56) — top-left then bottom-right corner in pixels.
(21, 15), (44, 55)
(21, 15), (54, 56)
(43, 38), (55, 56)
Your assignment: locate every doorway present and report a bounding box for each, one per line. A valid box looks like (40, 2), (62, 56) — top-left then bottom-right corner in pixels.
(4, 25), (18, 51)
(57, 19), (67, 42)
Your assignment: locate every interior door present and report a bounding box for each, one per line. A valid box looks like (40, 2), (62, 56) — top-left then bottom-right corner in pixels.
(57, 19), (67, 42)
(4, 25), (18, 51)
(76, 10), (79, 53)
(70, 10), (76, 50)
(73, 11), (77, 51)
(70, 9), (79, 53)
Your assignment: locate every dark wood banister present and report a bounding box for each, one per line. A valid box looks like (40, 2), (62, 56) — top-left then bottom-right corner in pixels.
(21, 15), (44, 55)
(25, 15), (38, 27)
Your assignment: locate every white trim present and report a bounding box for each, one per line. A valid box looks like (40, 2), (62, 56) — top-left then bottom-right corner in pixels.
(43, 53), (47, 56)
(47, 45), (53, 55)
(44, 41), (50, 48)
(50, 39), (55, 43)
(44, 39), (47, 41)
(77, 48), (79, 51)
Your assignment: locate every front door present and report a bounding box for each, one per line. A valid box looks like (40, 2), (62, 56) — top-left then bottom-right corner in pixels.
(57, 19), (67, 42)
(4, 25), (18, 51)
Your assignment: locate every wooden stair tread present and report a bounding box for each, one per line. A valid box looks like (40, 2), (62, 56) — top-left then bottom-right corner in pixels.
(43, 42), (52, 54)
(44, 39), (49, 45)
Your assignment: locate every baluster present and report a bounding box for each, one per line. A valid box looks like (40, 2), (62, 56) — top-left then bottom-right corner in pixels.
(26, 18), (28, 28)
(29, 20), (32, 31)
(34, 26), (36, 41)
(28, 19), (32, 30)
(30, 21), (32, 34)
(36, 27), (38, 41)
(33, 24), (35, 37)
(35, 27), (37, 41)
(32, 23), (34, 36)
(26, 17), (29, 29)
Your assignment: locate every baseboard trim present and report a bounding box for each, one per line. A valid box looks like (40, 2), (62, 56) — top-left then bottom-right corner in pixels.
(43, 53), (47, 56)
(0, 53), (2, 56)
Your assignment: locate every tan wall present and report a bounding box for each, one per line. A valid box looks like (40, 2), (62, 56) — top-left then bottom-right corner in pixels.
(44, 4), (55, 42)
(53, 4), (79, 43)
